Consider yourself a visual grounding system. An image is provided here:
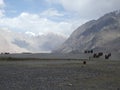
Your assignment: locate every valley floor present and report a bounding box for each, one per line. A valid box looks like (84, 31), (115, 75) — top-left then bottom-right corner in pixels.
(0, 60), (120, 90)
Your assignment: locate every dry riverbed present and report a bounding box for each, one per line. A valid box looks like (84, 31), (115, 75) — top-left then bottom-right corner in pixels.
(0, 60), (120, 90)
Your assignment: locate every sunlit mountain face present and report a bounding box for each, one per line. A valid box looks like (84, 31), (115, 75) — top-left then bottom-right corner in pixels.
(0, 29), (66, 53)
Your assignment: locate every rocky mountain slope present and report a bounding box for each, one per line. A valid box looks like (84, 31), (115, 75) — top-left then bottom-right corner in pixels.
(54, 10), (120, 53)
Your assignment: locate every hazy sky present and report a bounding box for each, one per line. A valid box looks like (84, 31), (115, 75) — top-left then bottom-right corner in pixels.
(0, 0), (120, 36)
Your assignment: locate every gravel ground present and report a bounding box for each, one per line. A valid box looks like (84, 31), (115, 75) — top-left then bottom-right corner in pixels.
(0, 60), (120, 90)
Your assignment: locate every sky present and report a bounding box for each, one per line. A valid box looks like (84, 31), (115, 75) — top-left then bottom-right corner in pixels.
(0, 0), (120, 37)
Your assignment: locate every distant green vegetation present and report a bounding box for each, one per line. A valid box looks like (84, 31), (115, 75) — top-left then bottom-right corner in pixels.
(0, 57), (38, 61)
(0, 57), (84, 61)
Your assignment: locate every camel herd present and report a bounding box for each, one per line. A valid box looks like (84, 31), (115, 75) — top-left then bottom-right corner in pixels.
(84, 50), (111, 59)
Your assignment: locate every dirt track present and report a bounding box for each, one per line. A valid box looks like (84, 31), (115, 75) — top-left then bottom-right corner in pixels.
(0, 60), (120, 90)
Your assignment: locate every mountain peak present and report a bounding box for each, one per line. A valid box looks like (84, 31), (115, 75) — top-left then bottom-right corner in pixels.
(54, 10), (120, 53)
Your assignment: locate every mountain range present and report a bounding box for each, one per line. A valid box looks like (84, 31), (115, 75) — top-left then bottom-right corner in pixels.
(0, 29), (66, 53)
(54, 10), (120, 53)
